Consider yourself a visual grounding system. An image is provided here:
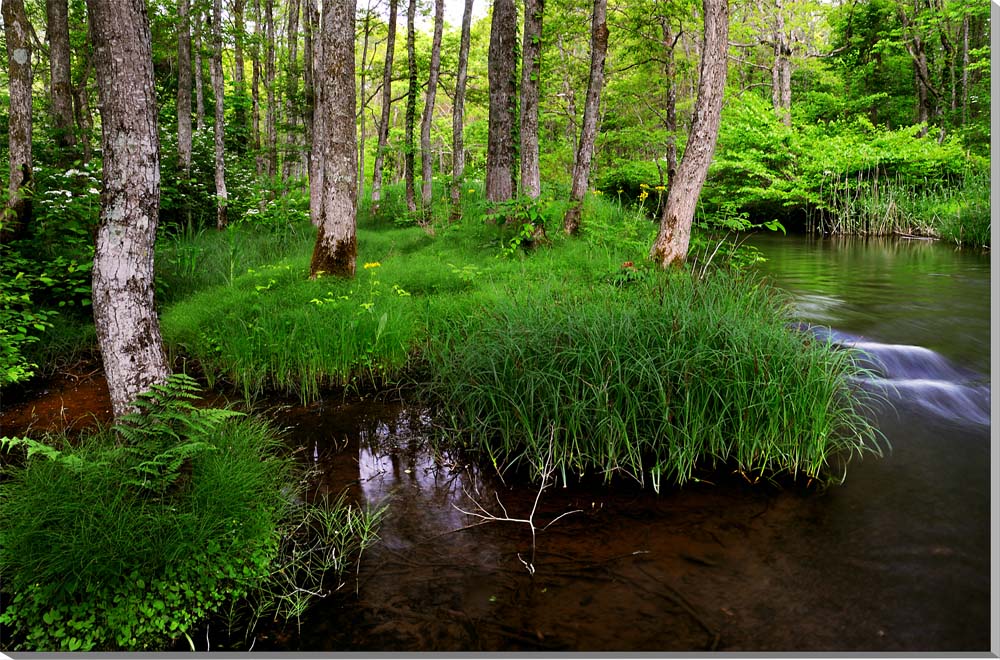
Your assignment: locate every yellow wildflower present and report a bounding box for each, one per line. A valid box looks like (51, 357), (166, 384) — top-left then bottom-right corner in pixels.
(363, 262), (381, 269)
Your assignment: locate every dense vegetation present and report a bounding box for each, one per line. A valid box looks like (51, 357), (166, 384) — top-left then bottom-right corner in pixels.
(0, 375), (383, 651)
(0, 0), (987, 651)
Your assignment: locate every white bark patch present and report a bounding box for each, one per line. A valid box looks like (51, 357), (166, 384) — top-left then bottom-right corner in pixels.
(12, 48), (28, 64)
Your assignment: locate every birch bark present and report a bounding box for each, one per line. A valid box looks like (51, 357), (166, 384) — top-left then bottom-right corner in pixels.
(2, 0), (32, 241)
(309, 0), (358, 278)
(86, 0), (171, 418)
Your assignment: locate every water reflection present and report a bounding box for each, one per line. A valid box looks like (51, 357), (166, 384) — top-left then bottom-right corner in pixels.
(263, 389), (990, 652)
(748, 233), (991, 374)
(257, 235), (991, 652)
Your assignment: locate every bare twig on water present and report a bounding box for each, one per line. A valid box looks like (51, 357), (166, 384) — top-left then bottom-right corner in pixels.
(451, 428), (582, 574)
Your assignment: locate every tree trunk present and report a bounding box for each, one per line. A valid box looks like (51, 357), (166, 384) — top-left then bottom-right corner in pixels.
(2, 0), (32, 242)
(449, 0), (473, 214)
(519, 0), (543, 199)
(650, 0), (729, 268)
(420, 0), (445, 208)
(485, 0), (517, 205)
(252, 0), (263, 173)
(357, 5), (372, 201)
(71, 53), (93, 163)
(232, 0), (248, 146)
(283, 0), (301, 181)
(960, 12), (969, 124)
(310, 0), (358, 278)
(86, 0), (171, 418)
(563, 0), (608, 235)
(177, 0), (193, 176)
(557, 35), (577, 143)
(308, 0), (324, 227)
(46, 0), (76, 152)
(770, 0), (791, 126)
(210, 0), (229, 229)
(194, 8), (206, 132)
(661, 19), (678, 198)
(403, 0), (417, 212)
(302, 0), (317, 177)
(264, 0), (277, 178)
(371, 0), (398, 205)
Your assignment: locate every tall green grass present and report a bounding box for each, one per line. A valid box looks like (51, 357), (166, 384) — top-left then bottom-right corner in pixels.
(158, 188), (647, 403)
(421, 272), (883, 491)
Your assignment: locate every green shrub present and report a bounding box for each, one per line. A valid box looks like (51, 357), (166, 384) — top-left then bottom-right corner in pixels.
(421, 272), (883, 491)
(0, 375), (382, 652)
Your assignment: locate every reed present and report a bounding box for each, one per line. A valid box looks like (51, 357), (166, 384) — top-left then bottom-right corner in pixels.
(811, 167), (989, 247)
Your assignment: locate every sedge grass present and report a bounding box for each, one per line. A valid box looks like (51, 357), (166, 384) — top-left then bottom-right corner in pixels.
(420, 270), (884, 491)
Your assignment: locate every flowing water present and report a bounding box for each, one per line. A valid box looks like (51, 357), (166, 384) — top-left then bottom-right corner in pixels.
(1, 236), (990, 652)
(244, 234), (991, 652)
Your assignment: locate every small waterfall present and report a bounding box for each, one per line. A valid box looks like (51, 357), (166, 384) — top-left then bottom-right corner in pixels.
(793, 324), (991, 427)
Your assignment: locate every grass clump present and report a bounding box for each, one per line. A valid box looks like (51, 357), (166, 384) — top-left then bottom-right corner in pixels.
(421, 271), (883, 491)
(0, 374), (382, 652)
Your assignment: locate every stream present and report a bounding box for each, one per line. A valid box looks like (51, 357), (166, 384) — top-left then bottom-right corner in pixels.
(258, 234), (992, 652)
(0, 234), (991, 652)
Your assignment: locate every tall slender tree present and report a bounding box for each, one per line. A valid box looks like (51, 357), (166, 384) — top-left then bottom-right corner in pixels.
(2, 0), (33, 242)
(46, 0), (76, 152)
(85, 0), (171, 418)
(264, 0), (277, 176)
(310, 0), (358, 278)
(356, 3), (374, 200)
(283, 0), (302, 180)
(72, 53), (93, 162)
(563, 0), (609, 235)
(371, 0), (398, 207)
(252, 0), (263, 172)
(302, 0), (318, 175)
(194, 7), (206, 131)
(519, 0), (543, 199)
(449, 0), (473, 214)
(177, 0), (193, 176)
(485, 0), (517, 205)
(231, 0), (248, 138)
(210, 0), (229, 228)
(650, 0), (729, 267)
(420, 0), (445, 208)
(403, 0), (417, 212)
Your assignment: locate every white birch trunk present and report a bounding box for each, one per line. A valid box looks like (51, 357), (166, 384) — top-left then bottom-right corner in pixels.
(86, 0), (171, 418)
(309, 0), (358, 278)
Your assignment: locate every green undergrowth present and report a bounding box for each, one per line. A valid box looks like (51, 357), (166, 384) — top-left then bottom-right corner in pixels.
(156, 184), (883, 490)
(420, 272), (884, 491)
(159, 195), (652, 403)
(0, 375), (383, 652)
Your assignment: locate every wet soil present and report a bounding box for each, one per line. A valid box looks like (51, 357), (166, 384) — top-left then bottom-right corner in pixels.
(0, 368), (113, 436)
(1, 375), (991, 653)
